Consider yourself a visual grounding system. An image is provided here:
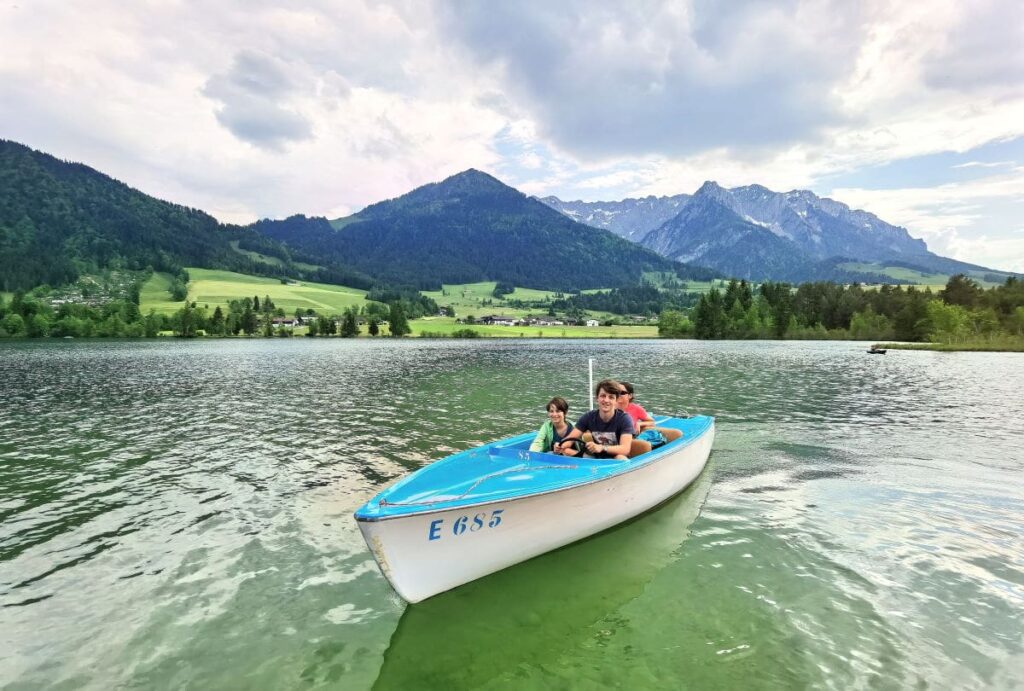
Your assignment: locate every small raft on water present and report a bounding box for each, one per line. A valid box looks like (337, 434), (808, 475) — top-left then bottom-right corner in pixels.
(354, 414), (715, 602)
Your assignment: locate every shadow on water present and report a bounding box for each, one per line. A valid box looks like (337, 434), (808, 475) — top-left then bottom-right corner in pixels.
(372, 469), (712, 689)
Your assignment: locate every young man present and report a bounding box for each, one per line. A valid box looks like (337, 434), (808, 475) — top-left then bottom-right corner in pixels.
(555, 379), (634, 460)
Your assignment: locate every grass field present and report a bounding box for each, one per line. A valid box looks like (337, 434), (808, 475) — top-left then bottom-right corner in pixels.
(876, 337), (1024, 352)
(422, 282), (568, 319)
(411, 316), (658, 338)
(140, 268), (373, 315)
(838, 262), (1010, 289)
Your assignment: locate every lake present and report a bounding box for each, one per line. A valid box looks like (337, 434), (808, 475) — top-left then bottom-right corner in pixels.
(1, 339), (1022, 688)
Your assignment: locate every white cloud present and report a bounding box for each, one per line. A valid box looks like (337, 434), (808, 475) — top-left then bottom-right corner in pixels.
(832, 168), (1024, 271)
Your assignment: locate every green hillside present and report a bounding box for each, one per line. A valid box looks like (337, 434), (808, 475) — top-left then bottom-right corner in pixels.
(837, 261), (1009, 289)
(140, 268), (373, 316)
(254, 170), (718, 292)
(0, 139), (373, 293)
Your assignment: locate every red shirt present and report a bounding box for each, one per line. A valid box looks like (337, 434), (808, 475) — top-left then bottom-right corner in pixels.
(625, 402), (648, 429)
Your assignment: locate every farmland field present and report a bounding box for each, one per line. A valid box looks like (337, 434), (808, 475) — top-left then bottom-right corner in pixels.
(140, 268), (372, 315)
(411, 316), (659, 338)
(838, 262), (1007, 289)
(422, 281), (627, 321)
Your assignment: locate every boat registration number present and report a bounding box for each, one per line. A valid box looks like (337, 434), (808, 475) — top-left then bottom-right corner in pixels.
(428, 510), (504, 541)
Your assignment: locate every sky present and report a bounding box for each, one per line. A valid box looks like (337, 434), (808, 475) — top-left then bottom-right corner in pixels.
(1, 1), (1023, 272)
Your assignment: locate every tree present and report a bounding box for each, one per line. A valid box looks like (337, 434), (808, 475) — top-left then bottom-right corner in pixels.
(658, 309), (690, 338)
(693, 289), (726, 339)
(924, 300), (969, 343)
(306, 318), (319, 337)
(144, 310), (161, 338)
(368, 318), (379, 336)
(341, 310), (359, 337)
(241, 307), (258, 335)
(941, 274), (983, 308)
(2, 312), (25, 336)
(253, 295), (260, 312)
(173, 302), (198, 338)
(27, 313), (50, 337)
(210, 306), (225, 335)
(849, 306), (894, 340)
(388, 302), (411, 337)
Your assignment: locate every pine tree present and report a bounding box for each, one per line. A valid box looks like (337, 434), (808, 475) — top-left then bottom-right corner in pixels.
(341, 310), (359, 337)
(388, 302), (410, 337)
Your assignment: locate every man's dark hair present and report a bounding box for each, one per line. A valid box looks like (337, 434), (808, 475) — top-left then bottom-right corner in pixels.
(594, 379), (623, 397)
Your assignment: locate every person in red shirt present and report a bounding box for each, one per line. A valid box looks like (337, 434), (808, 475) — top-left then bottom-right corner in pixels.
(619, 381), (655, 433)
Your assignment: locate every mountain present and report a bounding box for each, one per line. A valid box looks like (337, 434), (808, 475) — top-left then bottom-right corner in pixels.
(0, 140), (372, 292)
(538, 194), (690, 243)
(252, 170), (716, 292)
(544, 181), (1010, 282)
(641, 185), (838, 282)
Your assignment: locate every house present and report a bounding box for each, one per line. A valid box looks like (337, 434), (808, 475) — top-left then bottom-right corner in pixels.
(481, 315), (518, 326)
(272, 317), (299, 328)
(585, 319), (600, 327)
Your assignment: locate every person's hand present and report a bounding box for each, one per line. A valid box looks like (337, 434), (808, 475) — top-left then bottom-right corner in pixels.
(585, 441), (599, 454)
(552, 443), (563, 455)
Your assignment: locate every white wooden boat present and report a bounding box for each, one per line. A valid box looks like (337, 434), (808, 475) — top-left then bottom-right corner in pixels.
(354, 414), (715, 603)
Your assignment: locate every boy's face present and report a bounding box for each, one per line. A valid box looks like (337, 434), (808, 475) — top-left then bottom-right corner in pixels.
(596, 388), (618, 412)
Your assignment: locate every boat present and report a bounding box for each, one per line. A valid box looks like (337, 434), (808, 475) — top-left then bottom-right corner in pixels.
(867, 347), (887, 354)
(354, 414), (715, 603)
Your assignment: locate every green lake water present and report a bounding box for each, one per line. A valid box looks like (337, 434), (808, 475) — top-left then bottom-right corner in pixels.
(1, 339), (1022, 689)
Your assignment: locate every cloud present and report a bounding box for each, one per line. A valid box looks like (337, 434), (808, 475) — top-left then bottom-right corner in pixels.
(919, 0), (1024, 92)
(435, 0), (866, 160)
(952, 161), (1014, 169)
(203, 50), (315, 150)
(831, 168), (1024, 271)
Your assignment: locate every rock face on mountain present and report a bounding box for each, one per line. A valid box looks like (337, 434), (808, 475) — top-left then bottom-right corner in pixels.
(253, 170), (716, 292)
(641, 185), (830, 282)
(543, 181), (997, 282)
(537, 194), (690, 242)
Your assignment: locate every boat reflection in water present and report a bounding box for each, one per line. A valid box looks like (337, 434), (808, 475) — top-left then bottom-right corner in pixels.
(372, 468), (712, 689)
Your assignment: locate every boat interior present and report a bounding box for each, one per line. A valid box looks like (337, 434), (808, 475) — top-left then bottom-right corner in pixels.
(355, 415), (713, 520)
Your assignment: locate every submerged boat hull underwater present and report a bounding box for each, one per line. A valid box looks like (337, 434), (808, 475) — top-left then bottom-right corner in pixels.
(354, 415), (715, 603)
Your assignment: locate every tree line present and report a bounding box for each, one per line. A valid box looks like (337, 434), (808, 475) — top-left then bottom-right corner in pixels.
(0, 287), (415, 339)
(660, 275), (1024, 342)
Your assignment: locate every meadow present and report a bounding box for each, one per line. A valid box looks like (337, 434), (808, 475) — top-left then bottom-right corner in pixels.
(140, 268), (371, 315)
(877, 336), (1024, 352)
(421, 281), (565, 318)
(411, 316), (658, 338)
(838, 262), (1007, 290)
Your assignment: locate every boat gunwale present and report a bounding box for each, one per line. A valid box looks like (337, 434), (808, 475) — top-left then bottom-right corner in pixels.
(355, 416), (714, 523)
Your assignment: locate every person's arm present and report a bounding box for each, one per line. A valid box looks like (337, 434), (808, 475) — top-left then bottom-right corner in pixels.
(554, 426), (583, 454)
(529, 422), (551, 452)
(589, 433), (632, 458)
(595, 413), (636, 459)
